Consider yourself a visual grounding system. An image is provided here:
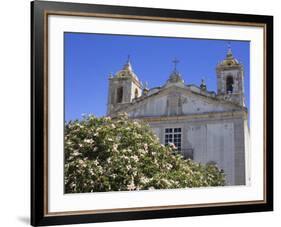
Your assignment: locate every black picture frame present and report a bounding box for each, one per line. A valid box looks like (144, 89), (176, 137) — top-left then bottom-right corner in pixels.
(31, 0), (273, 226)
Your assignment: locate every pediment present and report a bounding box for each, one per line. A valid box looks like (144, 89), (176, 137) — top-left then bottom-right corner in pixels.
(120, 86), (242, 118)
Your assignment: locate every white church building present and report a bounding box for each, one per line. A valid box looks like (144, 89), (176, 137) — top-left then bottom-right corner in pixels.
(106, 48), (250, 186)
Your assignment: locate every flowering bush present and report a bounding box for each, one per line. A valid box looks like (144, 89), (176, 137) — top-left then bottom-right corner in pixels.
(64, 114), (225, 193)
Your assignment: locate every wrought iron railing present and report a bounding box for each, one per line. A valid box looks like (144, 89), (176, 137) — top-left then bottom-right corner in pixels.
(180, 148), (194, 160)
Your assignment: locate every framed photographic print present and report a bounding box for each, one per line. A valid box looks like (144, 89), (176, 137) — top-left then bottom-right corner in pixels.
(31, 0), (273, 226)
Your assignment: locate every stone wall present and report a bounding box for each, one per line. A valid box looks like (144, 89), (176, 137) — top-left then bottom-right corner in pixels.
(143, 113), (248, 186)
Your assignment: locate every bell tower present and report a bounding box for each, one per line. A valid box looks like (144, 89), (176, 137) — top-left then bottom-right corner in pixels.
(107, 57), (142, 115)
(216, 45), (245, 106)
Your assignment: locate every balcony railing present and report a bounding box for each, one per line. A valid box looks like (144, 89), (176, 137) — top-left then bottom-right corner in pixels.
(180, 148), (194, 160)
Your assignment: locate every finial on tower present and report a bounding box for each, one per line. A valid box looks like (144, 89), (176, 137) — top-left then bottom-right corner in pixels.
(123, 54), (133, 71)
(143, 81), (149, 95)
(172, 57), (180, 72)
(144, 81), (148, 89)
(127, 55), (131, 64)
(200, 77), (207, 91)
(227, 42), (233, 59)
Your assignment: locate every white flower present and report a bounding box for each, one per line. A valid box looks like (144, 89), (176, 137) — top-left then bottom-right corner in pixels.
(93, 160), (99, 165)
(168, 142), (177, 149)
(138, 149), (147, 154)
(133, 121), (140, 127)
(131, 155), (139, 162)
(144, 143), (148, 151)
(78, 159), (87, 168)
(162, 178), (172, 186)
(89, 169), (94, 175)
(96, 165), (103, 174)
(140, 177), (150, 184)
(112, 144), (118, 152)
(165, 163), (173, 170)
(72, 151), (80, 156)
(127, 181), (136, 191)
(84, 138), (94, 143)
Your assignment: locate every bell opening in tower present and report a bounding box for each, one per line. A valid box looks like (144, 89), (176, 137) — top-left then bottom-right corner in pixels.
(116, 86), (123, 103)
(226, 76), (234, 93)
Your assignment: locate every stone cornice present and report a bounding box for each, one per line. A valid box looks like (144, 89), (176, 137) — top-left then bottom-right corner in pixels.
(131, 110), (248, 123)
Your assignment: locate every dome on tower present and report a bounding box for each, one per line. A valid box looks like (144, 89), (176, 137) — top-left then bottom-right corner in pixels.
(114, 56), (140, 82)
(167, 71), (184, 83)
(166, 58), (184, 84)
(217, 46), (240, 68)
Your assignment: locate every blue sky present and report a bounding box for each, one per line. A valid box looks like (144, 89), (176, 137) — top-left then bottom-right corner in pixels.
(64, 32), (250, 121)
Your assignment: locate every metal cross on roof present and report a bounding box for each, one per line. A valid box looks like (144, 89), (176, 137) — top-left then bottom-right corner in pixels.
(172, 58), (180, 71)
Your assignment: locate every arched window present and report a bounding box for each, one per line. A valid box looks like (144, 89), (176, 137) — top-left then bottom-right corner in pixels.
(226, 76), (234, 93)
(116, 87), (123, 103)
(134, 88), (139, 98)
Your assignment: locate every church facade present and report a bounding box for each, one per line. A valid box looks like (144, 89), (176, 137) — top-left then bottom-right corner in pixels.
(106, 48), (250, 186)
